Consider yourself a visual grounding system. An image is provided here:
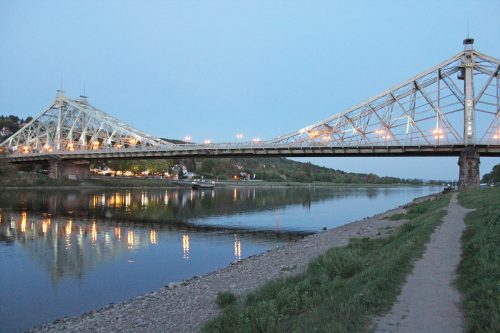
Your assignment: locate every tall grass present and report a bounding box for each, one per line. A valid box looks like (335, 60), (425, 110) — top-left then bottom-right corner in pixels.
(458, 188), (500, 333)
(203, 194), (451, 333)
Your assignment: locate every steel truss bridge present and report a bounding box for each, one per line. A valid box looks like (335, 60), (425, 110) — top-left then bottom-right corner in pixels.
(1, 39), (499, 186)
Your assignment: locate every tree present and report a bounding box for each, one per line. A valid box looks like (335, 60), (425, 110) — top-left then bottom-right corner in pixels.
(148, 160), (172, 175)
(482, 164), (500, 183)
(200, 160), (216, 176)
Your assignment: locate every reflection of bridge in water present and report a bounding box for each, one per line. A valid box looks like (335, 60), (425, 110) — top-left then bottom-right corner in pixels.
(1, 39), (499, 188)
(0, 209), (249, 284)
(0, 187), (385, 227)
(0, 210), (156, 284)
(0, 186), (403, 283)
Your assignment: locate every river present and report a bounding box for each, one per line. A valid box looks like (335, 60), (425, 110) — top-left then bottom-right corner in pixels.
(0, 185), (440, 332)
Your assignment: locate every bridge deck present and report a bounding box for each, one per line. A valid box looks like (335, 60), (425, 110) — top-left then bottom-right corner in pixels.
(5, 144), (500, 162)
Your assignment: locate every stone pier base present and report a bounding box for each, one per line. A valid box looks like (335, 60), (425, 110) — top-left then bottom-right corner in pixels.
(48, 160), (90, 179)
(458, 148), (480, 189)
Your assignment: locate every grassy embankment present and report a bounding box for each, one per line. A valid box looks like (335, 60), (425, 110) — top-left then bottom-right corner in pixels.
(1, 174), (432, 188)
(458, 188), (500, 333)
(0, 171), (80, 187)
(203, 194), (451, 333)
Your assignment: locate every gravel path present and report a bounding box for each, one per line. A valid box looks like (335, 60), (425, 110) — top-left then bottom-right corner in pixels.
(374, 193), (470, 333)
(30, 194), (437, 333)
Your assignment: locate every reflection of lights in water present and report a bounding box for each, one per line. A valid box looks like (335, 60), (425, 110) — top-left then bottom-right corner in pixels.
(233, 188), (238, 201)
(150, 230), (157, 245)
(275, 208), (281, 232)
(77, 229), (83, 249)
(141, 192), (149, 206)
(65, 226), (72, 249)
(104, 232), (111, 246)
(91, 221), (97, 243)
(125, 192), (131, 208)
(114, 227), (121, 240)
(21, 211), (27, 233)
(65, 219), (72, 236)
(42, 219), (50, 234)
(0, 208), (2, 224)
(127, 230), (136, 249)
(182, 234), (190, 259)
(164, 191), (169, 205)
(117, 193), (123, 207)
(190, 190), (194, 201)
(92, 195), (98, 208)
(212, 190), (215, 199)
(111, 193), (123, 207)
(234, 234), (241, 261)
(101, 194), (106, 206)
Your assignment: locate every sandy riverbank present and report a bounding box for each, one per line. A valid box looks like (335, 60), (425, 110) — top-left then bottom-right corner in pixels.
(30, 193), (440, 333)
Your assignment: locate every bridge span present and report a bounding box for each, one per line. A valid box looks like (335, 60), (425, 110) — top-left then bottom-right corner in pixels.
(1, 39), (499, 188)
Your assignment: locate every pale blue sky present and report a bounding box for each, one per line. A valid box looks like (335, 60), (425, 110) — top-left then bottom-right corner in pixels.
(0, 0), (499, 179)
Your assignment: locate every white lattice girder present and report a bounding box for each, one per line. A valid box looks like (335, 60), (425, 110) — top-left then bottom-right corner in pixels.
(268, 49), (500, 147)
(0, 92), (174, 153)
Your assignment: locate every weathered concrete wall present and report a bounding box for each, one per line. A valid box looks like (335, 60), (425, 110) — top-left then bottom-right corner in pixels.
(48, 160), (90, 179)
(458, 148), (480, 189)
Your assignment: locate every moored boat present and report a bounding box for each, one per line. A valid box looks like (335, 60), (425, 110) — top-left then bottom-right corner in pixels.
(167, 179), (215, 189)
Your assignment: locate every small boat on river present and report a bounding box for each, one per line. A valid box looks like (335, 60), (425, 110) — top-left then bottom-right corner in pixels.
(167, 179), (215, 189)
(191, 180), (215, 189)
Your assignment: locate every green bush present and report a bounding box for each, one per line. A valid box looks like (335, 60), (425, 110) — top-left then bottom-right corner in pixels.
(215, 291), (237, 309)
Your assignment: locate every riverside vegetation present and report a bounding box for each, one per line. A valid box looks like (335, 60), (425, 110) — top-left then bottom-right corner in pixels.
(203, 194), (451, 332)
(458, 188), (500, 333)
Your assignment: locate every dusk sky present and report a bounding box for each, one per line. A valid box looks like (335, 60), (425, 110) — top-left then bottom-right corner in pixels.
(1, 0), (499, 180)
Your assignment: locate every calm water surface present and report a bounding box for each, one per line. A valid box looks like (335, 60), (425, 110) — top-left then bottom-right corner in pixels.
(0, 186), (439, 332)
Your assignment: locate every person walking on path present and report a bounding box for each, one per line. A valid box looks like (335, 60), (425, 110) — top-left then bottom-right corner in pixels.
(375, 193), (471, 333)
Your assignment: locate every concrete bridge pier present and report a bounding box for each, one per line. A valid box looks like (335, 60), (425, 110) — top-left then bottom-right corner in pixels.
(48, 159), (90, 179)
(458, 148), (480, 189)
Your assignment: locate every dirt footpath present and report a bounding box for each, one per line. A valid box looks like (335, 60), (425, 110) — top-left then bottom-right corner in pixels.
(374, 193), (471, 333)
